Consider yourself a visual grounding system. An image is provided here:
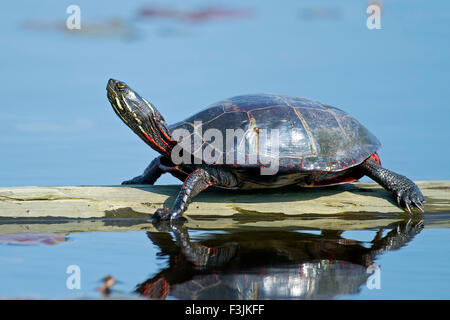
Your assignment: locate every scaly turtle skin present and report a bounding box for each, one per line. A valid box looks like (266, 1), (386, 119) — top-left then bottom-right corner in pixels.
(106, 79), (425, 220)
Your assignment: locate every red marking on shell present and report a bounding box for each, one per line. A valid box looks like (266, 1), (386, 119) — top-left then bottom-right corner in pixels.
(370, 152), (381, 165)
(349, 154), (355, 164)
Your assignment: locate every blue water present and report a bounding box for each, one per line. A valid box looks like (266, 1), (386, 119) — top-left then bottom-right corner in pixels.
(1, 0), (449, 186)
(0, 0), (449, 299)
(0, 226), (449, 299)
(0, 231), (161, 299)
(342, 228), (450, 299)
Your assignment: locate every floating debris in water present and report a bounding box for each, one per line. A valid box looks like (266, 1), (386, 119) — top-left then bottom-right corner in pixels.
(98, 275), (118, 298)
(21, 18), (139, 41)
(299, 6), (342, 21)
(368, 0), (383, 13)
(138, 6), (253, 23)
(0, 233), (66, 246)
(20, 6), (253, 41)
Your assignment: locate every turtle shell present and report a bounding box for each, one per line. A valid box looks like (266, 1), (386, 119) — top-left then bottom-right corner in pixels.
(169, 94), (381, 172)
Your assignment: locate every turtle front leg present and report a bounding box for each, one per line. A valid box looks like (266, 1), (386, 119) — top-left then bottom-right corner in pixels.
(153, 168), (238, 221)
(153, 168), (216, 221)
(359, 158), (425, 213)
(122, 156), (164, 185)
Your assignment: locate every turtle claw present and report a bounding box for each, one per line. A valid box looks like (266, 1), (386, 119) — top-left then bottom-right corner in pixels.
(414, 201), (425, 213)
(394, 184), (426, 214)
(396, 193), (402, 207)
(405, 201), (412, 214)
(152, 208), (174, 221)
(402, 218), (424, 237)
(413, 200), (425, 213)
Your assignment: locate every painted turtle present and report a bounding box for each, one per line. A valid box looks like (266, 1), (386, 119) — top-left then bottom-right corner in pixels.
(106, 79), (425, 220)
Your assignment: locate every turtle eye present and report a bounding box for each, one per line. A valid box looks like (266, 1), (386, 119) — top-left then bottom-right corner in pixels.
(116, 82), (127, 92)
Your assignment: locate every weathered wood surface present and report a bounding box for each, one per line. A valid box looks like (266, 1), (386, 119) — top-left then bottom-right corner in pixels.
(0, 181), (448, 233)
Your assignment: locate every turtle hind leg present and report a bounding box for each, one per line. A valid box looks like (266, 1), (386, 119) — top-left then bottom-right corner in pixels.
(358, 157), (425, 213)
(122, 156), (164, 185)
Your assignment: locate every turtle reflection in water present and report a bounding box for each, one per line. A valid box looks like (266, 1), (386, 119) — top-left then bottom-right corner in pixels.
(135, 220), (423, 300)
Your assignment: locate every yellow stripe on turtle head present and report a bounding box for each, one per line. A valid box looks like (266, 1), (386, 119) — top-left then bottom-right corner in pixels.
(120, 94), (133, 112)
(114, 96), (123, 111)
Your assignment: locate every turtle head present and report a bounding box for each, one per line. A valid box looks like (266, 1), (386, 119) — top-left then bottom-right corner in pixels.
(106, 79), (175, 156)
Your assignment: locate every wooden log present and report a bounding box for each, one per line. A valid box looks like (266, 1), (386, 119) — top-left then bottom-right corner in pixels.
(0, 181), (448, 233)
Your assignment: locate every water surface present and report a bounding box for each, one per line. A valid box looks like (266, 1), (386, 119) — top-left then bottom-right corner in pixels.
(0, 218), (449, 299)
(1, 0), (449, 186)
(0, 0), (449, 300)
